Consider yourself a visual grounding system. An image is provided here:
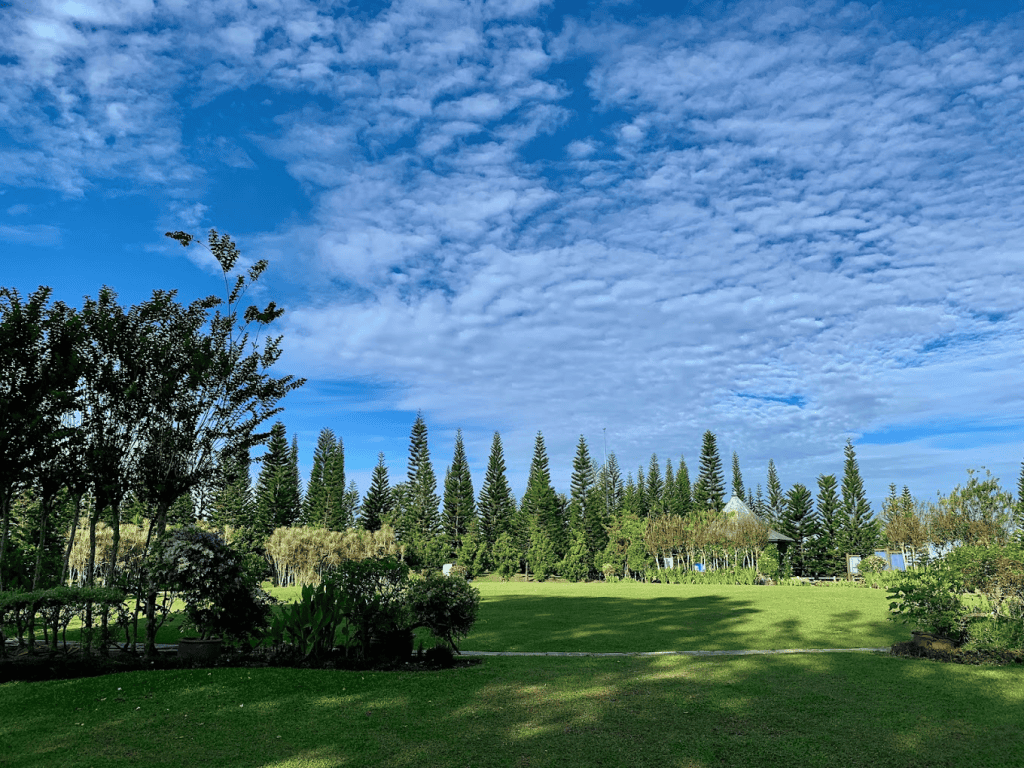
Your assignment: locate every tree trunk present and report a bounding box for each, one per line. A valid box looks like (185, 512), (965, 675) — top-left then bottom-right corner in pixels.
(31, 496), (53, 591)
(0, 489), (13, 593)
(145, 502), (171, 658)
(59, 493), (84, 586)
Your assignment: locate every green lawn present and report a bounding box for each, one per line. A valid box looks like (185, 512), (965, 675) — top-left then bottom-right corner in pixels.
(462, 580), (906, 652)
(3, 653), (1023, 767)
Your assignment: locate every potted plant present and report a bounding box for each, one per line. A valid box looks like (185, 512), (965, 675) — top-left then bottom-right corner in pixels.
(145, 526), (274, 662)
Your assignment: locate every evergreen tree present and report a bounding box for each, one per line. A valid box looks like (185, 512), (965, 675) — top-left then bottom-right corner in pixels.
(569, 437), (606, 572)
(693, 431), (725, 515)
(456, 516), (486, 578)
(731, 452), (745, 500)
(340, 480), (359, 528)
(597, 452), (624, 516)
(360, 453), (392, 532)
(814, 474), (845, 576)
(403, 412), (441, 565)
(766, 460), (784, 527)
(621, 473), (638, 516)
(635, 465), (649, 518)
(1014, 461), (1024, 542)
(327, 436), (350, 530)
(252, 421), (294, 541)
(520, 431), (565, 560)
(287, 434), (303, 526)
(560, 527), (591, 583)
(672, 457), (692, 517)
(302, 428), (347, 529)
(441, 429), (475, 561)
(646, 454), (664, 516)
(841, 439), (879, 556)
(211, 442), (252, 531)
(779, 483), (818, 576)
(477, 431), (516, 559)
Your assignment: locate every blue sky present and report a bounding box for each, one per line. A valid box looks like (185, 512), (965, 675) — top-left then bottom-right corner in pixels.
(3, 0), (1023, 514)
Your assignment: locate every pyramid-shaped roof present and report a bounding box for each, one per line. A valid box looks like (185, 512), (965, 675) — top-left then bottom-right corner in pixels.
(723, 493), (794, 543)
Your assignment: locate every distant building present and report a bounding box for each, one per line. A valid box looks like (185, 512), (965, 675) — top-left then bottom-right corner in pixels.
(722, 493), (794, 555)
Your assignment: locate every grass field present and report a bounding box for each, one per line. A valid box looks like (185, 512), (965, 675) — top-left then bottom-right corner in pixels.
(48, 578), (906, 652)
(3, 651), (1024, 767)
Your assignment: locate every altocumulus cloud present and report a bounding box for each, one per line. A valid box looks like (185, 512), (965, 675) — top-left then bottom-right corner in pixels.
(1, 0), (1022, 504)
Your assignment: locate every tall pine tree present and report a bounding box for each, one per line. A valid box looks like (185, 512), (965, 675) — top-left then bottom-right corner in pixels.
(404, 412), (441, 564)
(520, 431), (565, 561)
(672, 457), (692, 517)
(731, 452), (745, 500)
(646, 454), (664, 516)
(252, 421), (295, 541)
(441, 429), (475, 561)
(779, 483), (818, 577)
(1014, 460), (1024, 543)
(211, 442), (252, 531)
(766, 459), (784, 527)
(360, 453), (392, 532)
(569, 436), (605, 576)
(693, 431), (725, 515)
(814, 474), (845, 576)
(597, 452), (624, 517)
(302, 428), (348, 529)
(841, 439), (879, 556)
(477, 431), (516, 559)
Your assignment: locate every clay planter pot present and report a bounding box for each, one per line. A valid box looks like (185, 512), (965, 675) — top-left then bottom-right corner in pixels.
(177, 638), (224, 663)
(911, 631), (956, 652)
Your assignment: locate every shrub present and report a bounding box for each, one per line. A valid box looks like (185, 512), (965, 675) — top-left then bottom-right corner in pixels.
(145, 526), (273, 645)
(264, 580), (351, 660)
(887, 564), (969, 642)
(492, 533), (520, 581)
(858, 554), (889, 576)
(759, 547), (781, 580)
(407, 571), (481, 654)
(328, 556), (411, 660)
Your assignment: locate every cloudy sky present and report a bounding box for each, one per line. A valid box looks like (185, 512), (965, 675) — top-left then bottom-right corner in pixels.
(3, 0), (1023, 514)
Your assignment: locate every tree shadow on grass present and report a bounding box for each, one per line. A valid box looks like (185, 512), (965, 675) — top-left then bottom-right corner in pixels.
(7, 651), (1023, 768)
(466, 594), (901, 652)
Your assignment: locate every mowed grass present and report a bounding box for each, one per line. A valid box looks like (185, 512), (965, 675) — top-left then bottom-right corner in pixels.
(50, 579), (904, 652)
(3, 653), (1024, 768)
(462, 580), (906, 652)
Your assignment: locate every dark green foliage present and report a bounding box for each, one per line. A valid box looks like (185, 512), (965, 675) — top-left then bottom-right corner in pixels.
(766, 459), (784, 528)
(646, 454), (664, 516)
(302, 428), (349, 530)
(476, 431), (516, 561)
(526, 519), (558, 581)
(145, 526), (273, 646)
(403, 413), (441, 563)
(888, 565), (970, 641)
(406, 571), (481, 653)
(693, 431), (725, 515)
(568, 436), (606, 577)
(841, 439), (879, 556)
(211, 443), (253, 530)
(441, 429), (475, 561)
(252, 422), (293, 539)
(731, 452), (745, 500)
(670, 457), (692, 518)
(0, 586), (127, 655)
(779, 483), (818, 577)
(264, 580), (349, 660)
(1015, 461), (1024, 543)
(328, 556), (411, 661)
(814, 474), (845, 577)
(597, 452), (624, 517)
(360, 453), (393, 532)
(520, 431), (565, 561)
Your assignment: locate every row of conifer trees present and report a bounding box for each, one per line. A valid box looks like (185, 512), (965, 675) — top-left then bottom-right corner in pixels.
(207, 413), (892, 579)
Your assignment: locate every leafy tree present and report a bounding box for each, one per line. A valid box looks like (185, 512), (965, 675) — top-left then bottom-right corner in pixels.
(360, 453), (393, 532)
(492, 531), (520, 581)
(814, 474), (845, 577)
(840, 439), (879, 556)
(928, 468), (1014, 551)
(456, 516), (486, 578)
(731, 452), (745, 500)
(441, 429), (475, 561)
(779, 483), (818, 577)
(560, 528), (591, 583)
(693, 431), (725, 515)
(526, 517), (558, 581)
(520, 431), (565, 561)
(477, 431), (515, 561)
(766, 459), (784, 528)
(881, 484), (929, 567)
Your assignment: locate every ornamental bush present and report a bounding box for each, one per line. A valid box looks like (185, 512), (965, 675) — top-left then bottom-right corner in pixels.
(887, 563), (969, 642)
(407, 571), (481, 654)
(145, 526), (274, 645)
